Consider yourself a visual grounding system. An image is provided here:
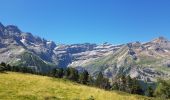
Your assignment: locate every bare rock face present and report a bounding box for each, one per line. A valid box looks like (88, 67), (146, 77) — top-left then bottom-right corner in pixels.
(0, 22), (170, 83)
(152, 36), (168, 44)
(0, 23), (57, 72)
(5, 25), (21, 33)
(0, 23), (5, 32)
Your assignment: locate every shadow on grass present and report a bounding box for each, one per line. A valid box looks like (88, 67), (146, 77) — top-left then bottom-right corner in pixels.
(0, 71), (8, 74)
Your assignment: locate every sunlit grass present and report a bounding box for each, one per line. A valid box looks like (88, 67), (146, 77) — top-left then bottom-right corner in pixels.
(0, 72), (152, 100)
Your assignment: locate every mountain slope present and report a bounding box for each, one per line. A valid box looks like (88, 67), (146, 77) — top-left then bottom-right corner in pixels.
(0, 22), (170, 83)
(0, 72), (151, 100)
(0, 22), (121, 72)
(76, 38), (170, 82)
(0, 23), (57, 72)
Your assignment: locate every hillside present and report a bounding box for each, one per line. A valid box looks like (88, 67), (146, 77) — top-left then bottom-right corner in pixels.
(73, 37), (170, 82)
(0, 72), (151, 100)
(1, 22), (170, 83)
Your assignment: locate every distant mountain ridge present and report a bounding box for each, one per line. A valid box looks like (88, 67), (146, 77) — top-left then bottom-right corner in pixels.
(0, 22), (170, 82)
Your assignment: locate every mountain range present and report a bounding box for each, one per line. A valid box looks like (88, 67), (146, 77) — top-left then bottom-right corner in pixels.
(0, 22), (170, 83)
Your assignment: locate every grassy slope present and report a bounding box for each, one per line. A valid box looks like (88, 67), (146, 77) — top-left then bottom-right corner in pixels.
(0, 72), (151, 100)
(12, 52), (55, 72)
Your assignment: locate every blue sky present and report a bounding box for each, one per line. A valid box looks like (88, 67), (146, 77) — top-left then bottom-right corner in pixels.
(0, 0), (170, 44)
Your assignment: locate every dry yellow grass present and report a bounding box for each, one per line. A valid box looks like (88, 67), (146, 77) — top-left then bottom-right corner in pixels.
(0, 72), (152, 100)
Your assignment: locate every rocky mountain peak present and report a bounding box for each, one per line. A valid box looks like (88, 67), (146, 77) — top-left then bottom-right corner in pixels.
(46, 41), (56, 49)
(21, 32), (33, 39)
(152, 36), (169, 44)
(0, 22), (5, 32)
(5, 25), (21, 33)
(126, 43), (133, 48)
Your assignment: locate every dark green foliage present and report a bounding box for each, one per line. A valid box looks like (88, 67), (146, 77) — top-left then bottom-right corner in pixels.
(6, 64), (12, 71)
(112, 82), (119, 90)
(1, 62), (6, 67)
(19, 66), (34, 73)
(56, 68), (64, 78)
(0, 62), (34, 74)
(131, 78), (143, 95)
(50, 68), (57, 77)
(145, 86), (154, 97)
(95, 72), (104, 88)
(79, 70), (89, 84)
(64, 68), (71, 78)
(50, 67), (90, 84)
(95, 72), (110, 89)
(102, 78), (111, 90)
(0, 65), (5, 72)
(63, 68), (79, 82)
(154, 79), (170, 99)
(118, 75), (126, 91)
(12, 66), (20, 72)
(125, 75), (133, 93)
(68, 68), (79, 81)
(50, 68), (64, 78)
(113, 75), (143, 95)
(0, 62), (6, 72)
(88, 76), (95, 86)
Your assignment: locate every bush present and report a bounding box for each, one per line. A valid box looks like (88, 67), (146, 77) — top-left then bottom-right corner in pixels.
(154, 79), (170, 99)
(79, 70), (89, 84)
(0, 65), (5, 72)
(95, 72), (110, 89)
(145, 86), (154, 97)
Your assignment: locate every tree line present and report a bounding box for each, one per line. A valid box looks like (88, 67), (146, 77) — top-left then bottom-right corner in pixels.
(112, 75), (143, 95)
(0, 62), (34, 74)
(0, 62), (170, 99)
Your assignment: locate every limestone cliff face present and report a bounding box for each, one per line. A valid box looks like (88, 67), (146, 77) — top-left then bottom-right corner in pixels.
(73, 37), (170, 83)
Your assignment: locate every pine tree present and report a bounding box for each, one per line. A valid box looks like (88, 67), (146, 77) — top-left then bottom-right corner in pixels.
(58, 68), (64, 78)
(102, 78), (111, 90)
(6, 64), (11, 71)
(145, 86), (154, 97)
(95, 72), (110, 89)
(0, 62), (6, 67)
(95, 72), (104, 88)
(13, 66), (20, 72)
(55, 68), (64, 78)
(50, 68), (56, 77)
(118, 75), (126, 91)
(126, 75), (133, 93)
(79, 70), (89, 84)
(88, 76), (95, 86)
(64, 68), (71, 78)
(112, 82), (119, 90)
(68, 68), (79, 82)
(0, 65), (5, 72)
(154, 79), (170, 99)
(131, 78), (143, 95)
